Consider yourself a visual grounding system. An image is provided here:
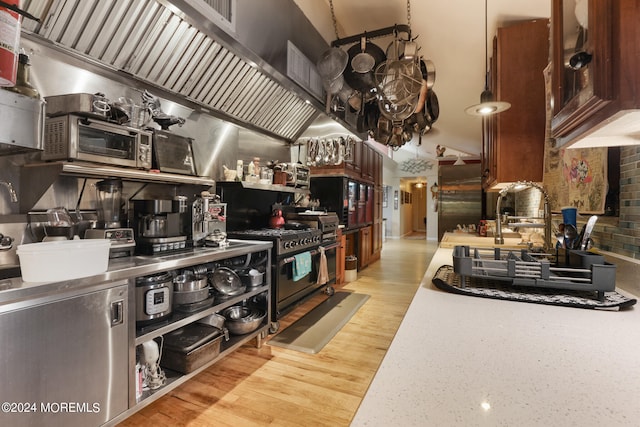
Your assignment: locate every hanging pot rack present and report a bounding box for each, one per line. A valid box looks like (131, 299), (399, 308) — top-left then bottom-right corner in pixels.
(323, 0), (432, 150)
(330, 24), (412, 48)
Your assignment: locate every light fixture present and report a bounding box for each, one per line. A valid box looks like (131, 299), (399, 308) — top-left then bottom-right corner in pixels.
(464, 0), (511, 116)
(415, 182), (424, 188)
(453, 155), (466, 166)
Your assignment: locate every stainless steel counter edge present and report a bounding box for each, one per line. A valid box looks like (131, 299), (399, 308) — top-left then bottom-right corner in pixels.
(0, 240), (272, 311)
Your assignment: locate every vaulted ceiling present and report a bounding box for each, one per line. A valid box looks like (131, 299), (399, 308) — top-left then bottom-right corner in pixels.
(295, 0), (551, 164)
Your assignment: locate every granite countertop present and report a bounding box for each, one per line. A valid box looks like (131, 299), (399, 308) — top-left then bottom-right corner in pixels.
(352, 246), (640, 426)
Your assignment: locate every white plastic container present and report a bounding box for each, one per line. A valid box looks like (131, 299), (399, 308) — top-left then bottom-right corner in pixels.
(16, 239), (111, 282)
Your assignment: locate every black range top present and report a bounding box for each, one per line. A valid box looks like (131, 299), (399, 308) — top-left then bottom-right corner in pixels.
(227, 228), (322, 257)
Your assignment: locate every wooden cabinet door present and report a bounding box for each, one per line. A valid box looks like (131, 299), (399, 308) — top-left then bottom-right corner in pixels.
(346, 139), (362, 174)
(551, 0), (613, 143)
(482, 19), (548, 189)
(358, 226), (371, 269)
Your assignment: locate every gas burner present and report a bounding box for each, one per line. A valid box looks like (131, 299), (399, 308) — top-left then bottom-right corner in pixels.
(231, 229), (300, 237)
(227, 228), (322, 257)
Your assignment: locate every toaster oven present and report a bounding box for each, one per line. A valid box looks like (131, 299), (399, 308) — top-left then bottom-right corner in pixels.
(42, 114), (152, 169)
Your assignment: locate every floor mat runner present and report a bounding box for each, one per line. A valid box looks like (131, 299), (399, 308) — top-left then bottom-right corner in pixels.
(268, 292), (370, 353)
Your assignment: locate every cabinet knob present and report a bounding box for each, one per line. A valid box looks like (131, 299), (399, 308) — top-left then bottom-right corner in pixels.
(569, 51), (592, 70)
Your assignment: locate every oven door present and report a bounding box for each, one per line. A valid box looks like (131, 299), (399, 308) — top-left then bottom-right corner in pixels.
(152, 130), (197, 175)
(274, 242), (338, 318)
(76, 118), (141, 167)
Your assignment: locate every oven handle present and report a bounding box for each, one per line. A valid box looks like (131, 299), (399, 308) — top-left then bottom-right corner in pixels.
(281, 242), (340, 265)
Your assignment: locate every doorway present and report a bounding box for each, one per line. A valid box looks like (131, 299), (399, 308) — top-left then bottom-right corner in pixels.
(411, 183), (427, 232)
(398, 178), (428, 240)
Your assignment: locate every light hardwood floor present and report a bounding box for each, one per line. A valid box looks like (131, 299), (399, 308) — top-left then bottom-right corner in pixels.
(119, 238), (438, 427)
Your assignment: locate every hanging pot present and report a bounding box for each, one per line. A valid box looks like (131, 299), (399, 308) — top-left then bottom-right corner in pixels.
(402, 40), (418, 61)
(344, 40), (386, 94)
(323, 73), (344, 95)
(420, 59), (436, 89)
(317, 47), (349, 80)
(425, 90), (440, 124)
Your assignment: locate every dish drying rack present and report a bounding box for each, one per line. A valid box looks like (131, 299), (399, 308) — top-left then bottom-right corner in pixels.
(452, 245), (616, 301)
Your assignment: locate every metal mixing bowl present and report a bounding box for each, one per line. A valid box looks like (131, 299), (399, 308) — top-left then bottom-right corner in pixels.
(221, 307), (266, 335)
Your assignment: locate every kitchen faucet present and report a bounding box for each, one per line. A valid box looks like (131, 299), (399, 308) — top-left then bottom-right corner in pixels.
(494, 181), (552, 252)
(0, 181), (17, 203)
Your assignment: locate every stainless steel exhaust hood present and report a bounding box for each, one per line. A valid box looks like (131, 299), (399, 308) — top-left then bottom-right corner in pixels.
(20, 0), (333, 142)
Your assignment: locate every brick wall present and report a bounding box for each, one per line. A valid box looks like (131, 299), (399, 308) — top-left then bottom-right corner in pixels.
(590, 146), (640, 258)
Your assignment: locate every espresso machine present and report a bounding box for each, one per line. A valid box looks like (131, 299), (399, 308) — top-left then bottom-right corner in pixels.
(85, 179), (136, 257)
(191, 191), (227, 247)
(133, 199), (188, 255)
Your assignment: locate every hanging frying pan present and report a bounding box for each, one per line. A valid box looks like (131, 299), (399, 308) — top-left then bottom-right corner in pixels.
(344, 39), (386, 94)
(420, 59), (436, 89)
(425, 90), (440, 124)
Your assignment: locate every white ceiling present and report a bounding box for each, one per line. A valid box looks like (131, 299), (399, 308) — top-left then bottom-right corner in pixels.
(294, 0), (551, 164)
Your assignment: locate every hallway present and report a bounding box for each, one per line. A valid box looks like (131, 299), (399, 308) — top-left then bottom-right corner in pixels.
(120, 238), (439, 426)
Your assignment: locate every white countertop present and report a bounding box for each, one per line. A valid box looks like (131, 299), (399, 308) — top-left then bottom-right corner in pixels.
(352, 247), (640, 426)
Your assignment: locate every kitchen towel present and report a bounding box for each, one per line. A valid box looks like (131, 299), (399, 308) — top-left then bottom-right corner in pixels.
(292, 251), (312, 281)
(316, 246), (329, 285)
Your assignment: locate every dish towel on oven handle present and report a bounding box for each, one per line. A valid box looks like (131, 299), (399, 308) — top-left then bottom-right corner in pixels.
(292, 251), (312, 281)
(317, 246), (329, 285)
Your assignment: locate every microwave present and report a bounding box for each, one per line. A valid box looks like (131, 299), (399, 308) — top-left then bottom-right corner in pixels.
(42, 114), (152, 169)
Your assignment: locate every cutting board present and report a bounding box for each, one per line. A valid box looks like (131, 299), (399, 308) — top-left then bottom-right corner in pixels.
(439, 232), (524, 249)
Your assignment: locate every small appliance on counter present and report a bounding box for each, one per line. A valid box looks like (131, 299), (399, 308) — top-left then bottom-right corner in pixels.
(150, 129), (197, 176)
(133, 199), (188, 255)
(191, 191), (227, 247)
(42, 113), (152, 169)
(85, 228), (136, 258)
(84, 179), (136, 257)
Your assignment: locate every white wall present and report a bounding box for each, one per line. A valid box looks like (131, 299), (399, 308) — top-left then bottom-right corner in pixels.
(382, 154), (439, 240)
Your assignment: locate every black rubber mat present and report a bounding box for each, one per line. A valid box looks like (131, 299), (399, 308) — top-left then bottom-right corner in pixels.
(432, 265), (636, 311)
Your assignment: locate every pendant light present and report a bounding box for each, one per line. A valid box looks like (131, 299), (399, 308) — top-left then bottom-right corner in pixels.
(464, 0), (511, 116)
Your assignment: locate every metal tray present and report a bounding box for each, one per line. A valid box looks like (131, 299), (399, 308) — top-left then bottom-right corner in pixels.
(161, 323), (224, 374)
(45, 93), (109, 119)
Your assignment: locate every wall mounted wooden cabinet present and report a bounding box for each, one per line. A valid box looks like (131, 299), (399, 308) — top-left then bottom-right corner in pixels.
(309, 140), (383, 269)
(482, 19), (549, 190)
(551, 0), (640, 147)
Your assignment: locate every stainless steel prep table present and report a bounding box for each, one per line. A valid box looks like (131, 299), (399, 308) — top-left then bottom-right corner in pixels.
(0, 239), (271, 310)
(0, 239), (272, 427)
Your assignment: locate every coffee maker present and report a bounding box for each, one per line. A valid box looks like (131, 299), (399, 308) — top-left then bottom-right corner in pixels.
(133, 199), (188, 255)
(191, 191), (227, 247)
